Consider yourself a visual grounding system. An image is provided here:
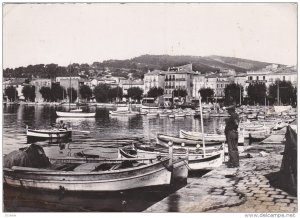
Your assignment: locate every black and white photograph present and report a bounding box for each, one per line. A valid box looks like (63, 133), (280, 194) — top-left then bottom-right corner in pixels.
(2, 2), (298, 214)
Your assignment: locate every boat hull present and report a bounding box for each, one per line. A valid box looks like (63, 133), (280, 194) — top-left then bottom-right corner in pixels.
(3, 159), (172, 192)
(26, 129), (72, 139)
(157, 133), (222, 148)
(56, 111), (95, 118)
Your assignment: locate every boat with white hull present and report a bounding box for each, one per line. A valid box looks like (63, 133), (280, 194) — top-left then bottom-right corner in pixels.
(56, 111), (96, 118)
(26, 127), (72, 141)
(119, 146), (224, 171)
(4, 157), (175, 192)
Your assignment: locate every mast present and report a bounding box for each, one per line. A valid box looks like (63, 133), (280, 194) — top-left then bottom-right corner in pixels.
(277, 81), (279, 105)
(69, 65), (72, 110)
(199, 94), (206, 157)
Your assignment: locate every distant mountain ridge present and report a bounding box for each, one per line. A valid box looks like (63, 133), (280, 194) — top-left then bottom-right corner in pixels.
(4, 54), (279, 79)
(103, 54), (274, 73)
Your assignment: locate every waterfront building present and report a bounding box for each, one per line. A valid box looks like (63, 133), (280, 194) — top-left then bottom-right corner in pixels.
(144, 70), (166, 95)
(164, 64), (198, 99)
(3, 78), (27, 101)
(216, 73), (233, 98)
(205, 74), (218, 96)
(234, 73), (247, 97)
(246, 65), (297, 90)
(121, 79), (144, 95)
(30, 79), (52, 102)
(192, 74), (206, 99)
(56, 77), (80, 102)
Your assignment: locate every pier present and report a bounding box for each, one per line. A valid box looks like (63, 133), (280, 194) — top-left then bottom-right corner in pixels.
(144, 143), (297, 212)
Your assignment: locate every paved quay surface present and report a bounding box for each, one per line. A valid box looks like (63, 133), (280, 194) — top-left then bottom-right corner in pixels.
(144, 143), (297, 212)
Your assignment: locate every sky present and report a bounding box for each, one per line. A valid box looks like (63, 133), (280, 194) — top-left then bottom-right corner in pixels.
(3, 3), (297, 68)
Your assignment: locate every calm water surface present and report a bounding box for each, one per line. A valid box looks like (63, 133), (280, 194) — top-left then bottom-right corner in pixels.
(3, 104), (225, 212)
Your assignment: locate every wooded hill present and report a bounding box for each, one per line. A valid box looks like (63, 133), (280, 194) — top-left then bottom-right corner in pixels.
(4, 54), (274, 79)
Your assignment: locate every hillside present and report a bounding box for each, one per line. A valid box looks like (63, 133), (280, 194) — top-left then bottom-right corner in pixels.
(3, 54), (275, 79)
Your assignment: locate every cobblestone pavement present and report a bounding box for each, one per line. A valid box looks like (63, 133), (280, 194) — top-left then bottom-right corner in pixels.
(210, 144), (297, 213)
(145, 144), (298, 213)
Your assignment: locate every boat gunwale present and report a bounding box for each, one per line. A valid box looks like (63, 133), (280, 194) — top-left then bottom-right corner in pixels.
(4, 157), (171, 176)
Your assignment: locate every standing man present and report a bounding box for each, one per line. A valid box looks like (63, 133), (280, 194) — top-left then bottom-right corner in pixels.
(225, 105), (240, 168)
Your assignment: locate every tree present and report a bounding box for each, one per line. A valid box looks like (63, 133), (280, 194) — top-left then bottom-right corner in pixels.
(128, 87), (143, 102)
(147, 87), (164, 99)
(22, 85), (35, 102)
(67, 87), (78, 103)
(79, 85), (93, 101)
(247, 83), (267, 105)
(198, 88), (214, 101)
(94, 83), (110, 103)
(51, 83), (66, 102)
(268, 80), (295, 105)
(173, 89), (188, 98)
(5, 86), (17, 101)
(40, 87), (52, 102)
(108, 86), (123, 102)
(291, 86), (297, 106)
(224, 83), (243, 106)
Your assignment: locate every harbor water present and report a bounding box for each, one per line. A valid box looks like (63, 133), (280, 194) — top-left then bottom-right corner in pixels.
(3, 104), (225, 212)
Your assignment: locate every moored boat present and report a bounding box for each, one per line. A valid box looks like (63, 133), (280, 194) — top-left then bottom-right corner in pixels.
(157, 133), (222, 148)
(179, 130), (226, 142)
(56, 111), (96, 118)
(119, 146), (224, 171)
(4, 143), (179, 192)
(26, 126), (72, 141)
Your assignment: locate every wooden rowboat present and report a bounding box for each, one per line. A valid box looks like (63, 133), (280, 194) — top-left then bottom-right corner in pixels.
(118, 146), (224, 171)
(157, 133), (222, 148)
(179, 130), (226, 142)
(26, 127), (72, 142)
(3, 157), (179, 192)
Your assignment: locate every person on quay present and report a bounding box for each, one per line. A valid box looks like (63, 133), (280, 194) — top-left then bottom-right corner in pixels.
(225, 105), (240, 168)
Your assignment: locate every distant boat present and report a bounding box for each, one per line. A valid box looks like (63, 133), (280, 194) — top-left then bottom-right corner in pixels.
(109, 104), (139, 116)
(109, 110), (139, 116)
(56, 111), (96, 118)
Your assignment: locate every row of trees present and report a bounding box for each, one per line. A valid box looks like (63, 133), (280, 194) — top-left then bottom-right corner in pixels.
(199, 80), (297, 106)
(4, 84), (145, 103)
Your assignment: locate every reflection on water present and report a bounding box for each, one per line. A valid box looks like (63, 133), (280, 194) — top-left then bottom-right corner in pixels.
(4, 183), (186, 212)
(3, 104), (226, 212)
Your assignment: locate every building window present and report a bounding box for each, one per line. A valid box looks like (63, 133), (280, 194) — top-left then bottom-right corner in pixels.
(263, 76), (265, 80)
(256, 76), (259, 80)
(249, 76), (252, 80)
(283, 76), (285, 81)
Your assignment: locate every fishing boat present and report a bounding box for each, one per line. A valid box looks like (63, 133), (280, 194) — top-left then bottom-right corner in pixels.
(169, 114), (175, 118)
(4, 155), (183, 192)
(179, 130), (226, 142)
(157, 133), (222, 148)
(109, 100), (140, 116)
(146, 112), (158, 117)
(174, 112), (186, 118)
(26, 126), (72, 142)
(179, 129), (245, 146)
(119, 146), (224, 171)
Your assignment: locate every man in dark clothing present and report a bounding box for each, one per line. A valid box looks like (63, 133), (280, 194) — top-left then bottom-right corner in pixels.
(225, 105), (240, 168)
